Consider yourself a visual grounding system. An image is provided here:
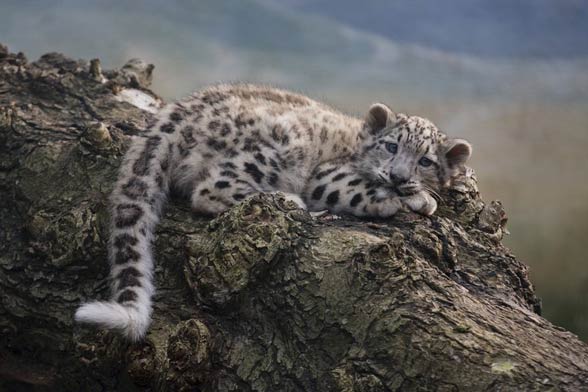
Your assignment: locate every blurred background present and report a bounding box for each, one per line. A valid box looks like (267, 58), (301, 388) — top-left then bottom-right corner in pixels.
(1, 0), (587, 338)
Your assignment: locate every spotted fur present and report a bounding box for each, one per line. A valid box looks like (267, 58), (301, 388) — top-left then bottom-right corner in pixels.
(75, 84), (471, 340)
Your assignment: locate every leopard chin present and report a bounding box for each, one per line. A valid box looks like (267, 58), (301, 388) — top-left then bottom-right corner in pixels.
(396, 184), (422, 196)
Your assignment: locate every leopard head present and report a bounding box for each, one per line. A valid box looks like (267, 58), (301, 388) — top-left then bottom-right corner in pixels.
(356, 103), (472, 196)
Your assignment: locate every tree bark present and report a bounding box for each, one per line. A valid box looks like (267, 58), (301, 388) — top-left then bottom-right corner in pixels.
(1, 44), (587, 391)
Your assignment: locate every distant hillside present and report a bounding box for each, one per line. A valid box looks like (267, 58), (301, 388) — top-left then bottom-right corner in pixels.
(278, 0), (588, 59)
(0, 0), (586, 104)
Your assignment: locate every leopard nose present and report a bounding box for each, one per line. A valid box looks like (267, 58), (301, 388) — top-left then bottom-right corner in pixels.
(390, 173), (409, 184)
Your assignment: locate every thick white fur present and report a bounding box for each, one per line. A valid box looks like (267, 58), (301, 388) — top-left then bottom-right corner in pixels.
(75, 299), (152, 342)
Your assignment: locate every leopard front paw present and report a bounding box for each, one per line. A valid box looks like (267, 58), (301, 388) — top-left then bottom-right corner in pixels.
(403, 192), (438, 216)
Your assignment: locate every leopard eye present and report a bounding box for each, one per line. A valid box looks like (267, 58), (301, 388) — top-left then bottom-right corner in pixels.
(385, 142), (398, 154)
(419, 157), (433, 167)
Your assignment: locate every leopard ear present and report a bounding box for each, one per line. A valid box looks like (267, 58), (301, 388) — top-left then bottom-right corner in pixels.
(444, 139), (472, 168)
(364, 103), (397, 134)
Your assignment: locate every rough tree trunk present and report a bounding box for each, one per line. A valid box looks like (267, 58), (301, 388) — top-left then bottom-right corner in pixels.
(0, 44), (587, 391)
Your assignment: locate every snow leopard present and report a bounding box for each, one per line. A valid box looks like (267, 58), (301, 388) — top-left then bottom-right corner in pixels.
(75, 83), (472, 340)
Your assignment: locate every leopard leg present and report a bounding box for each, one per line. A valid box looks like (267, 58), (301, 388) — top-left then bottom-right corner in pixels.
(305, 162), (404, 218)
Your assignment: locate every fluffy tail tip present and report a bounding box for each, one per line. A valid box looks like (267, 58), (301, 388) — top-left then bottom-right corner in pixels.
(75, 301), (150, 341)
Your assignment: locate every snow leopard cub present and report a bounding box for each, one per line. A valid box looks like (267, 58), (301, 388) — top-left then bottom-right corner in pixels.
(75, 84), (472, 340)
